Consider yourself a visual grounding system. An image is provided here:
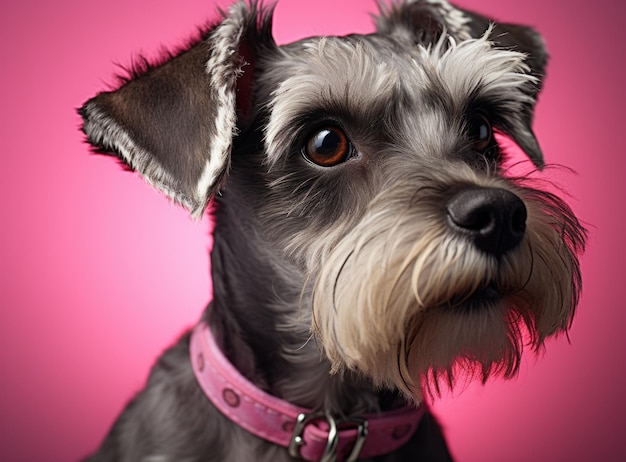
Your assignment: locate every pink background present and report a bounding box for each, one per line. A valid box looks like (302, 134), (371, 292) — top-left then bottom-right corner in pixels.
(1, 0), (624, 460)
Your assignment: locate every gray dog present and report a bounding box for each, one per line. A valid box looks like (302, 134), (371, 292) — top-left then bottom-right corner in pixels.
(79, 0), (586, 460)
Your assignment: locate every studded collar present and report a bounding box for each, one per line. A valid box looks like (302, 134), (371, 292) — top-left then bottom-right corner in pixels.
(189, 321), (424, 461)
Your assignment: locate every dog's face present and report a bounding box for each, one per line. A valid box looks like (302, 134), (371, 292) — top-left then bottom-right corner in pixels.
(257, 30), (584, 400)
(80, 0), (586, 402)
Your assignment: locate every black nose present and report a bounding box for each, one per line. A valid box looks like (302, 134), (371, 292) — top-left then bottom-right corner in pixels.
(446, 187), (527, 256)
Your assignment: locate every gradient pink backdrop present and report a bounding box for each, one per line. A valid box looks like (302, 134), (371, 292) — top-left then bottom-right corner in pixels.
(1, 0), (624, 460)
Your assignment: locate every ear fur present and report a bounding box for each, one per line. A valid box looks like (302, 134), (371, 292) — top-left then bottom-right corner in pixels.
(79, 1), (274, 217)
(376, 0), (548, 167)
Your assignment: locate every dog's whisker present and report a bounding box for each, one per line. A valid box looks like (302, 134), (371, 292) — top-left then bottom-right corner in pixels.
(294, 334), (315, 352)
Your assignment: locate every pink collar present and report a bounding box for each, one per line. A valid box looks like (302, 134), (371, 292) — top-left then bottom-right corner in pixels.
(190, 321), (425, 461)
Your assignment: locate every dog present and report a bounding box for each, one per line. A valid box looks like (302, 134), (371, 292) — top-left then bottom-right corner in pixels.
(79, 0), (586, 460)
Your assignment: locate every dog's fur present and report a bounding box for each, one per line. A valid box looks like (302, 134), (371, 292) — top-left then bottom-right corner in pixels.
(79, 1), (586, 460)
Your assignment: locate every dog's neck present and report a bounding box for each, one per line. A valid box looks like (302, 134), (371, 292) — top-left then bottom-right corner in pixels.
(205, 175), (393, 415)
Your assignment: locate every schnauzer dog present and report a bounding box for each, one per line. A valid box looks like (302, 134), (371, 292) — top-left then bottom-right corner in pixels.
(79, 0), (586, 460)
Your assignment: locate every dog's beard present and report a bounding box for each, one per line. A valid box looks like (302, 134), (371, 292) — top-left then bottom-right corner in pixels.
(311, 170), (585, 403)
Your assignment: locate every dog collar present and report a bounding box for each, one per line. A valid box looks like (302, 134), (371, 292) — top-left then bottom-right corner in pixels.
(190, 321), (425, 461)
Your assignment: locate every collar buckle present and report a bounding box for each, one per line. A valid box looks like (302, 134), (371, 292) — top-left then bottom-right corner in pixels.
(288, 412), (368, 462)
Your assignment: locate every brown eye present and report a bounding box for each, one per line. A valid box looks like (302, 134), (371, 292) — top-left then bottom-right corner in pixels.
(469, 113), (493, 153)
(304, 127), (353, 167)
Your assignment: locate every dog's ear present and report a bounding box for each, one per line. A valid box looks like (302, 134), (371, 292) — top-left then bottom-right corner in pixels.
(458, 6), (547, 168)
(79, 2), (274, 217)
(375, 0), (548, 167)
(375, 0), (470, 45)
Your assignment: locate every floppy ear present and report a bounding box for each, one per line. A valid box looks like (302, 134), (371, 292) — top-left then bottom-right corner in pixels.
(375, 0), (548, 167)
(79, 2), (274, 217)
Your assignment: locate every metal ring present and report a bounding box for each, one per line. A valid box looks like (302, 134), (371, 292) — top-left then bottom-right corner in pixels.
(338, 417), (368, 462)
(287, 412), (368, 461)
(288, 412), (338, 460)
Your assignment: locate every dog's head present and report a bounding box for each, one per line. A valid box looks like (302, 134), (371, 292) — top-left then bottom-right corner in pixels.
(80, 0), (585, 402)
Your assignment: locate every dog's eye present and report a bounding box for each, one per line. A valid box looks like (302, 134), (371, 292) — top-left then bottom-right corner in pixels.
(303, 127), (353, 167)
(469, 113), (493, 153)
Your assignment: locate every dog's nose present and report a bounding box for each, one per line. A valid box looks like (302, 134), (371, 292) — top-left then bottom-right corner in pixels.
(446, 187), (527, 256)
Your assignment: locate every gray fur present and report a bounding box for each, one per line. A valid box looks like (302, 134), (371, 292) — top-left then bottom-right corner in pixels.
(79, 1), (585, 461)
